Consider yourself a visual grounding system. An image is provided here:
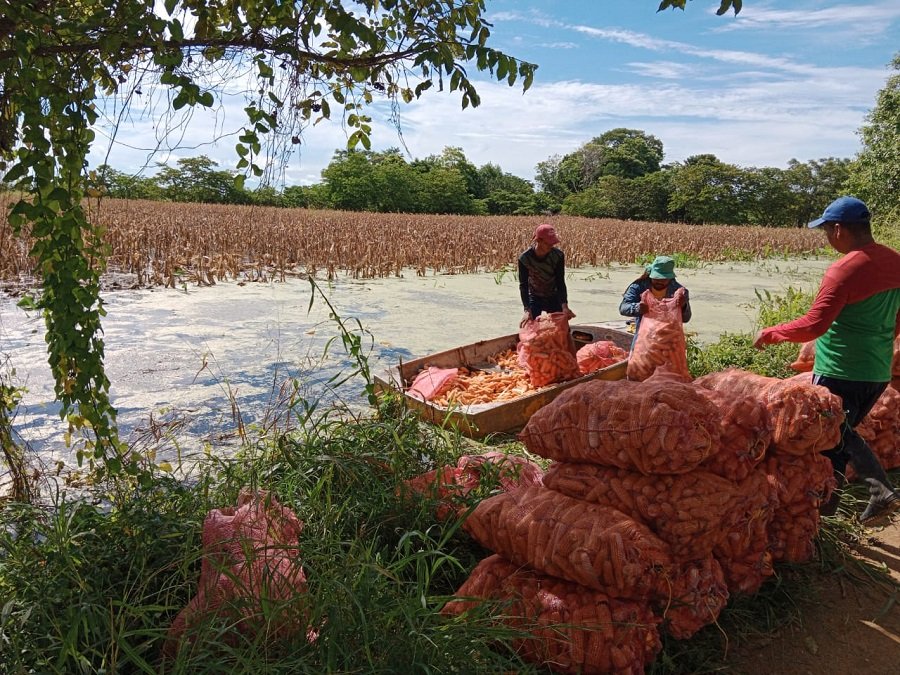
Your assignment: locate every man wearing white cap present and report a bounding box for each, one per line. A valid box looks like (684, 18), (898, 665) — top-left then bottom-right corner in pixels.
(754, 196), (900, 523)
(518, 224), (575, 327)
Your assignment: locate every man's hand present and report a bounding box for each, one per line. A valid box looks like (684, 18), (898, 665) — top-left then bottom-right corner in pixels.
(520, 310), (532, 328)
(562, 304), (576, 320)
(752, 330), (767, 350)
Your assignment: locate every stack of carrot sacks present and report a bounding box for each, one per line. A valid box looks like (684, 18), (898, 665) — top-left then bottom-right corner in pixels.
(440, 368), (843, 674)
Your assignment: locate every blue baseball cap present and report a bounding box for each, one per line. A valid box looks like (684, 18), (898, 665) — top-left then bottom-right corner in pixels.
(807, 196), (871, 229)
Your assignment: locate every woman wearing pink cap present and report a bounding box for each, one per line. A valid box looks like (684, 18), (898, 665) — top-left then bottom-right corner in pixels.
(518, 223), (576, 327)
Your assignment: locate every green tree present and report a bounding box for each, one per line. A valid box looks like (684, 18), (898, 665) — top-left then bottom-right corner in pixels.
(418, 166), (476, 214)
(630, 171), (673, 222)
(0, 0), (537, 474)
(282, 183), (330, 209)
(371, 153), (422, 212)
(477, 163), (533, 214)
(785, 157), (852, 227)
(321, 150), (379, 211)
(846, 53), (900, 223)
(155, 155), (250, 204)
(668, 154), (745, 224)
(92, 165), (164, 201)
(587, 128), (665, 179)
(742, 166), (794, 227)
(535, 128), (665, 204)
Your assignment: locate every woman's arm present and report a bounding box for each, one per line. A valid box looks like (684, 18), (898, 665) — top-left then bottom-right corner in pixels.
(619, 282), (643, 317)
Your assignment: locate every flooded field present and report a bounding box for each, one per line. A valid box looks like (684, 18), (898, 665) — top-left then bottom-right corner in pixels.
(0, 257), (830, 469)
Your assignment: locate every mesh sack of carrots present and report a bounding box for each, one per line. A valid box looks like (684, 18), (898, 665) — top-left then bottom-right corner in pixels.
(695, 369), (844, 456)
(654, 556), (729, 640)
(442, 555), (662, 675)
(518, 378), (721, 475)
(696, 388), (773, 481)
(516, 312), (581, 388)
(713, 470), (779, 596)
(542, 462), (740, 561)
(626, 288), (690, 382)
(400, 452), (544, 520)
(576, 340), (628, 375)
(406, 365), (459, 401)
(765, 452), (836, 563)
(847, 386), (900, 477)
(432, 367), (532, 407)
(858, 386), (900, 470)
(462, 485), (673, 598)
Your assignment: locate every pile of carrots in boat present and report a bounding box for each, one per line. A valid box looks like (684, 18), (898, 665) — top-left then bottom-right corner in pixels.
(431, 349), (531, 406)
(431, 341), (624, 407)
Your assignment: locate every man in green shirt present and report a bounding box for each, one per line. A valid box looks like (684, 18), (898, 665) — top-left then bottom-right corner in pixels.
(754, 196), (900, 523)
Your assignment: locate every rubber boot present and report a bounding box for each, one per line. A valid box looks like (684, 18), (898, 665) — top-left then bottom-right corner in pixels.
(846, 434), (900, 522)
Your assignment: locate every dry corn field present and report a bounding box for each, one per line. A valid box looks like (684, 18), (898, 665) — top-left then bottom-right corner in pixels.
(0, 196), (825, 289)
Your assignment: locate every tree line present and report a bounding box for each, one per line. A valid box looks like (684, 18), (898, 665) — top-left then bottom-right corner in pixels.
(84, 135), (850, 228)
(85, 56), (900, 231)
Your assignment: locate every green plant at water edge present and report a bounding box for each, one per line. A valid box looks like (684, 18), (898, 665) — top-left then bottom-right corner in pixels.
(688, 333), (801, 379)
(0, 366), (32, 503)
(753, 286), (814, 330)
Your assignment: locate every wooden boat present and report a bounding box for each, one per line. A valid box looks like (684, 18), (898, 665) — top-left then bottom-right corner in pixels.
(373, 321), (633, 439)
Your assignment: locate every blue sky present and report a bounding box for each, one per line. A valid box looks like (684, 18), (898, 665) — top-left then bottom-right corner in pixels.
(90, 0), (900, 187)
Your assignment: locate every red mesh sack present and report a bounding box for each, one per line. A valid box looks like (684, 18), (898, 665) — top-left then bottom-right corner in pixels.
(517, 312), (581, 387)
(765, 452), (836, 563)
(695, 369), (844, 455)
(166, 490), (312, 655)
(626, 288), (689, 382)
(542, 462), (740, 561)
(401, 452), (544, 520)
(442, 555), (662, 675)
(518, 378), (721, 475)
(462, 486), (673, 598)
(713, 470), (778, 595)
(407, 366), (459, 401)
(653, 556), (729, 640)
(576, 340), (628, 375)
(856, 386), (900, 472)
(697, 388), (772, 481)
(789, 340), (816, 373)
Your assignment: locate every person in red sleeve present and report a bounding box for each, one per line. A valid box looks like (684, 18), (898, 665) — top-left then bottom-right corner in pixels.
(518, 224), (576, 328)
(753, 196), (900, 523)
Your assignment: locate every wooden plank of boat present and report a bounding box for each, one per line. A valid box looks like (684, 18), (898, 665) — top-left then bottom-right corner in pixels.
(373, 321), (633, 439)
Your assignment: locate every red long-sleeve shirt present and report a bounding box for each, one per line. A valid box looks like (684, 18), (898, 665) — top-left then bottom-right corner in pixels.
(758, 243), (900, 345)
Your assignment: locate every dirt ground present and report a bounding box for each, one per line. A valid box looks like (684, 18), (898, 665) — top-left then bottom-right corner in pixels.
(724, 514), (900, 675)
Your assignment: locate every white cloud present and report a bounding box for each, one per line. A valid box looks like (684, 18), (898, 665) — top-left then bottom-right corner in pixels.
(714, 0), (900, 37)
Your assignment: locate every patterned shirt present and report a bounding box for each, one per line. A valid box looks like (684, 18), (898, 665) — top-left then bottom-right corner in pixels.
(519, 247), (567, 309)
